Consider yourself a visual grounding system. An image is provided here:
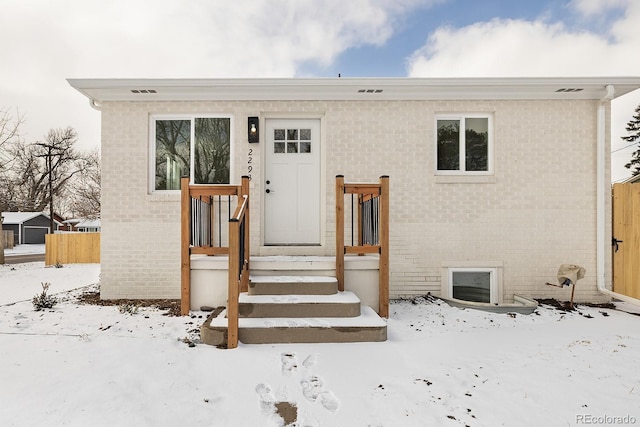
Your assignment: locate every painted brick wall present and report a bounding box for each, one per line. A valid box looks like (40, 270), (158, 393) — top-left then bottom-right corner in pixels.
(99, 99), (611, 302)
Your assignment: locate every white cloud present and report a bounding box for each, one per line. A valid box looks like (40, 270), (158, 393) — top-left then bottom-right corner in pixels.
(406, 2), (640, 181)
(569, 0), (630, 16)
(0, 0), (435, 149)
(407, 16), (640, 77)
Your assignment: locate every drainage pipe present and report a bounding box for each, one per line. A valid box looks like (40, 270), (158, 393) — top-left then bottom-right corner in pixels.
(596, 84), (640, 306)
(89, 98), (102, 111)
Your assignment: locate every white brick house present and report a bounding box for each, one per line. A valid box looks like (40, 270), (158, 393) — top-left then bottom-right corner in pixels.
(68, 77), (640, 309)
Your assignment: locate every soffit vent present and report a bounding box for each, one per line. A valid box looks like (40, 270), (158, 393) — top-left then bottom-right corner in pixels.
(555, 88), (584, 92)
(357, 89), (383, 93)
(130, 89), (157, 94)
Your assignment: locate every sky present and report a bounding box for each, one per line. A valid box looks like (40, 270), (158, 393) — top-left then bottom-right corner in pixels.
(1, 0), (639, 181)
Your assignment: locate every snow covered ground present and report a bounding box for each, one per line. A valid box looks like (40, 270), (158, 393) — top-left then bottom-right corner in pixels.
(1, 261), (639, 427)
(3, 243), (45, 256)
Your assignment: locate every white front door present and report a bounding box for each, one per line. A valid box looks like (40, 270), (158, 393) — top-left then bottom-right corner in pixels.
(264, 119), (321, 245)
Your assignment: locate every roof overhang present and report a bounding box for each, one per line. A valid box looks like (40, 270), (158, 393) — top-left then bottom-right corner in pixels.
(1, 212), (62, 226)
(67, 77), (640, 103)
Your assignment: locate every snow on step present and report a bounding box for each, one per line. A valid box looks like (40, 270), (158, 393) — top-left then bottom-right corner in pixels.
(249, 275), (337, 283)
(239, 290), (360, 318)
(248, 275), (338, 296)
(208, 306), (386, 329)
(202, 305), (388, 344)
(239, 291), (359, 304)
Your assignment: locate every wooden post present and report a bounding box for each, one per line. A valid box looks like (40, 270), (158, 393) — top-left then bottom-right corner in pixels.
(180, 177), (191, 316)
(336, 175), (345, 292)
(569, 283), (576, 310)
(240, 176), (250, 293)
(227, 218), (240, 349)
(357, 194), (363, 248)
(378, 175), (389, 318)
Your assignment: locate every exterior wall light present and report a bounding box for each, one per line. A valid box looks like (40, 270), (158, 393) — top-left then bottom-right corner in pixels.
(248, 117), (259, 143)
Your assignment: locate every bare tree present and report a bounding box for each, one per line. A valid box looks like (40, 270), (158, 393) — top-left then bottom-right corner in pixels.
(68, 149), (101, 219)
(5, 127), (89, 229)
(0, 108), (24, 264)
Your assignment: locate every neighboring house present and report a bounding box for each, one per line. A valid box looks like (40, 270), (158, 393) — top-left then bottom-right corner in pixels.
(68, 77), (640, 308)
(53, 213), (72, 231)
(63, 218), (101, 232)
(75, 219), (101, 233)
(1, 212), (62, 244)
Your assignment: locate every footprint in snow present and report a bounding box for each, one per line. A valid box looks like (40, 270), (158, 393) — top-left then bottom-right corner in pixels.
(301, 375), (324, 402)
(281, 352), (298, 375)
(255, 383), (276, 415)
(318, 390), (340, 413)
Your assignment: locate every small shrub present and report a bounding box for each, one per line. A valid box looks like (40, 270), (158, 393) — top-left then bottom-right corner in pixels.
(54, 261), (63, 268)
(32, 282), (57, 311)
(118, 302), (139, 315)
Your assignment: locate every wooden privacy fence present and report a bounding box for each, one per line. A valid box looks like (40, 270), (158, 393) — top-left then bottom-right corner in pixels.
(2, 230), (14, 249)
(612, 183), (640, 299)
(45, 232), (100, 265)
(336, 175), (389, 318)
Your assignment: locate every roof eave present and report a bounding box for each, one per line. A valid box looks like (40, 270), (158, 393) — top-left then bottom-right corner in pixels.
(67, 76), (640, 103)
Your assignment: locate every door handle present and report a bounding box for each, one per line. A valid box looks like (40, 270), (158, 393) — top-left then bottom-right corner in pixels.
(266, 189), (271, 194)
(612, 237), (623, 252)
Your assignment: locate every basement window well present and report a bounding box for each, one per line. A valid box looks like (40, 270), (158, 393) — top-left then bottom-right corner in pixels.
(449, 268), (497, 304)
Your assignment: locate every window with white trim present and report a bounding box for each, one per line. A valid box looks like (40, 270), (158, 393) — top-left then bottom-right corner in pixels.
(152, 116), (231, 191)
(449, 267), (497, 303)
(436, 115), (492, 174)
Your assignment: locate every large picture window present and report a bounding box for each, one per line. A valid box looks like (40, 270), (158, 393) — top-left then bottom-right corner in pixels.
(153, 116), (231, 191)
(436, 115), (492, 174)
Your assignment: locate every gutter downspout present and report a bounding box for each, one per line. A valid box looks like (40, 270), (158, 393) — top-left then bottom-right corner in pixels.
(597, 84), (640, 306)
(89, 98), (102, 111)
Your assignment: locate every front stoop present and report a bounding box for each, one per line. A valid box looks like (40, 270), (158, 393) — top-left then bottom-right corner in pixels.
(203, 306), (387, 345)
(239, 292), (361, 318)
(248, 275), (338, 295)
(200, 275), (387, 346)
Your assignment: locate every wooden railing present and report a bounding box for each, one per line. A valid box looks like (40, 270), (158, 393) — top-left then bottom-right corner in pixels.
(180, 176), (250, 317)
(227, 190), (250, 349)
(336, 175), (389, 317)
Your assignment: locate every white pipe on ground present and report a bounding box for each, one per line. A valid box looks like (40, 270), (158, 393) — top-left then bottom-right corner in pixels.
(597, 84), (640, 306)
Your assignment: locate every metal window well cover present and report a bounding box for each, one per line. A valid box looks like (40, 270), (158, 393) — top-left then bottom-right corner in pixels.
(437, 294), (538, 315)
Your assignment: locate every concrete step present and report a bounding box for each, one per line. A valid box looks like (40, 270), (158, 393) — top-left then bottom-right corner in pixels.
(201, 306), (387, 345)
(238, 291), (361, 318)
(248, 275), (338, 296)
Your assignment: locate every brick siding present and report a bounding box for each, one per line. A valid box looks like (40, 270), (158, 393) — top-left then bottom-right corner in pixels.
(99, 99), (612, 302)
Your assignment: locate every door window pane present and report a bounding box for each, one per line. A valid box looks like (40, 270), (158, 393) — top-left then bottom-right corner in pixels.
(300, 141), (311, 153)
(274, 128), (313, 154)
